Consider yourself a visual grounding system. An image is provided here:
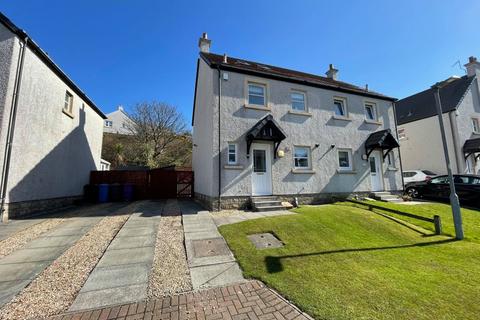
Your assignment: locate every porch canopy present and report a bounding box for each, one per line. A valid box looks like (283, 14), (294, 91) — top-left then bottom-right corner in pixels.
(463, 137), (480, 159)
(246, 115), (287, 158)
(365, 129), (399, 159)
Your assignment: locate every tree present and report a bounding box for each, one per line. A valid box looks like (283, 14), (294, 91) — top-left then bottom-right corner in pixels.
(128, 101), (190, 167)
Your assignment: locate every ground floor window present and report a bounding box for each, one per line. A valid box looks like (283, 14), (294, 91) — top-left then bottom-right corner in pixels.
(338, 149), (352, 171)
(294, 146), (310, 168)
(386, 151), (395, 167)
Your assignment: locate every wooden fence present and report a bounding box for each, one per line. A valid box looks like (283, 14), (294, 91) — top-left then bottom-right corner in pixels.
(89, 168), (193, 199)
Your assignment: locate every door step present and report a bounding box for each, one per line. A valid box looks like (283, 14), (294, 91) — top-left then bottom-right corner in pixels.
(251, 196), (291, 212)
(369, 192), (403, 203)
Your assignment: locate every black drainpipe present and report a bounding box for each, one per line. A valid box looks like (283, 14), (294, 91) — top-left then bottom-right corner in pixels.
(0, 37), (28, 223)
(391, 101), (405, 192)
(217, 66), (222, 211)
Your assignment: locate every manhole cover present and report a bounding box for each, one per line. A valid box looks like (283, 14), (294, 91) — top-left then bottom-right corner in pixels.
(192, 238), (231, 258)
(247, 233), (284, 249)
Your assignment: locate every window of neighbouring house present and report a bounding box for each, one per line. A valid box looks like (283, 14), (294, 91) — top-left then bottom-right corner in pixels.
(398, 128), (406, 140)
(293, 146), (310, 168)
(472, 118), (480, 133)
(291, 91), (306, 111)
(338, 149), (352, 170)
(63, 91), (73, 114)
(333, 98), (347, 117)
(248, 83), (266, 106)
(228, 144), (237, 164)
(105, 120), (113, 127)
(364, 102), (377, 121)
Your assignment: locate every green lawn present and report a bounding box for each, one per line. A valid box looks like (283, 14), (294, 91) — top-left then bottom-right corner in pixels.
(339, 201), (480, 243)
(219, 205), (480, 320)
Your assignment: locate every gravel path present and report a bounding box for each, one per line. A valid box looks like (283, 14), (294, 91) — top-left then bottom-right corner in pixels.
(147, 215), (192, 298)
(0, 219), (65, 259)
(0, 213), (130, 320)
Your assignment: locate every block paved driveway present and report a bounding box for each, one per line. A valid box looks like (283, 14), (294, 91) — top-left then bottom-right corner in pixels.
(49, 280), (312, 320)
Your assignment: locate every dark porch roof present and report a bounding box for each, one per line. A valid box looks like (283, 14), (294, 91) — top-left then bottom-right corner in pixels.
(463, 138), (480, 157)
(365, 129), (400, 159)
(246, 115), (287, 158)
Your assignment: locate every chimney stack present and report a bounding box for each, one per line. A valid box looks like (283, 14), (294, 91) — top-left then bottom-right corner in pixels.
(198, 32), (211, 53)
(325, 64), (338, 81)
(465, 56), (480, 77)
(223, 53), (228, 63)
(118, 105), (124, 111)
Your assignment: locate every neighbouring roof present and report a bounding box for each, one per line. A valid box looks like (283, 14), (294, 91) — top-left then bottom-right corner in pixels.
(200, 52), (396, 102)
(0, 12), (106, 119)
(396, 75), (475, 125)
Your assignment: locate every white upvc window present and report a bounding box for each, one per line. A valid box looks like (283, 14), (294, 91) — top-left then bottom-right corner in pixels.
(228, 144), (237, 164)
(387, 151), (395, 168)
(293, 146), (311, 168)
(333, 97), (347, 116)
(472, 118), (480, 134)
(364, 102), (377, 121)
(248, 83), (266, 106)
(105, 120), (113, 127)
(63, 90), (73, 114)
(338, 149), (353, 171)
(291, 91), (306, 111)
(398, 128), (406, 140)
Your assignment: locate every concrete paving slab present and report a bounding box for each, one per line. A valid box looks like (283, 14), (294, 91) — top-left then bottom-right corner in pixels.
(115, 226), (155, 238)
(0, 261), (52, 282)
(22, 235), (78, 249)
(108, 235), (155, 250)
(80, 264), (149, 292)
(0, 246), (70, 265)
(189, 262), (244, 289)
(69, 283), (147, 311)
(184, 229), (222, 241)
(95, 247), (153, 268)
(0, 280), (30, 307)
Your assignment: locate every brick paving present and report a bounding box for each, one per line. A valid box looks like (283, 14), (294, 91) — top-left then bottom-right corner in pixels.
(47, 280), (313, 320)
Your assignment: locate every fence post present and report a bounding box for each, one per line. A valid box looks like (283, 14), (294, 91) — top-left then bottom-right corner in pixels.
(433, 215), (442, 235)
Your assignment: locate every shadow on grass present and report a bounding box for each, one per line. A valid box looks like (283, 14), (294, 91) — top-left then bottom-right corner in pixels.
(265, 238), (457, 273)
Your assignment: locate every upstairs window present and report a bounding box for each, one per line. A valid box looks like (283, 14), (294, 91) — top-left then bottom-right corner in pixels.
(294, 146), (310, 168)
(105, 120), (113, 127)
(248, 83), (266, 106)
(228, 144), (237, 164)
(338, 149), (352, 171)
(291, 91), (306, 111)
(472, 118), (480, 133)
(333, 98), (346, 116)
(364, 102), (377, 121)
(63, 91), (73, 114)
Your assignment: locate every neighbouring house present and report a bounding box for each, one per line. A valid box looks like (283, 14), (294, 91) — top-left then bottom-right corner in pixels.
(192, 33), (402, 210)
(0, 12), (106, 220)
(100, 159), (111, 171)
(396, 56), (480, 175)
(103, 105), (134, 135)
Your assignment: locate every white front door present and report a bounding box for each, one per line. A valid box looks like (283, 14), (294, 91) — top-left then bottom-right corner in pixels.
(369, 151), (384, 192)
(251, 144), (272, 196)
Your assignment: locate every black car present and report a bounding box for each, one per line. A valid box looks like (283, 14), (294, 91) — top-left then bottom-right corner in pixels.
(405, 174), (480, 206)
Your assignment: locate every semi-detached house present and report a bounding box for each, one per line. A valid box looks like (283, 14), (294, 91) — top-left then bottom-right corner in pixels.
(192, 33), (402, 210)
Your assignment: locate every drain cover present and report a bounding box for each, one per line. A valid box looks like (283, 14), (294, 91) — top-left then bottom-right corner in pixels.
(247, 233), (284, 249)
(192, 238), (231, 258)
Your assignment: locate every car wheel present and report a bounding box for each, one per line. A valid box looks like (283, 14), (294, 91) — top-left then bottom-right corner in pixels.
(406, 187), (419, 198)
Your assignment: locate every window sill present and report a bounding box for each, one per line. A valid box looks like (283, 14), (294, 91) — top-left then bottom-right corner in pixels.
(337, 169), (356, 174)
(291, 168), (315, 174)
(472, 132), (480, 136)
(364, 119), (382, 125)
(244, 104), (271, 111)
(224, 165), (244, 170)
(288, 110), (312, 117)
(62, 109), (74, 119)
(332, 115), (352, 121)
(387, 167), (398, 171)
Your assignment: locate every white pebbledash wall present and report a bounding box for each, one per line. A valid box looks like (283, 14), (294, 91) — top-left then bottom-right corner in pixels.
(192, 58), (403, 204)
(0, 23), (104, 217)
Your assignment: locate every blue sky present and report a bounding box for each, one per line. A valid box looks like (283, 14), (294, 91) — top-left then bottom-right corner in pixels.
(2, 1), (479, 129)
